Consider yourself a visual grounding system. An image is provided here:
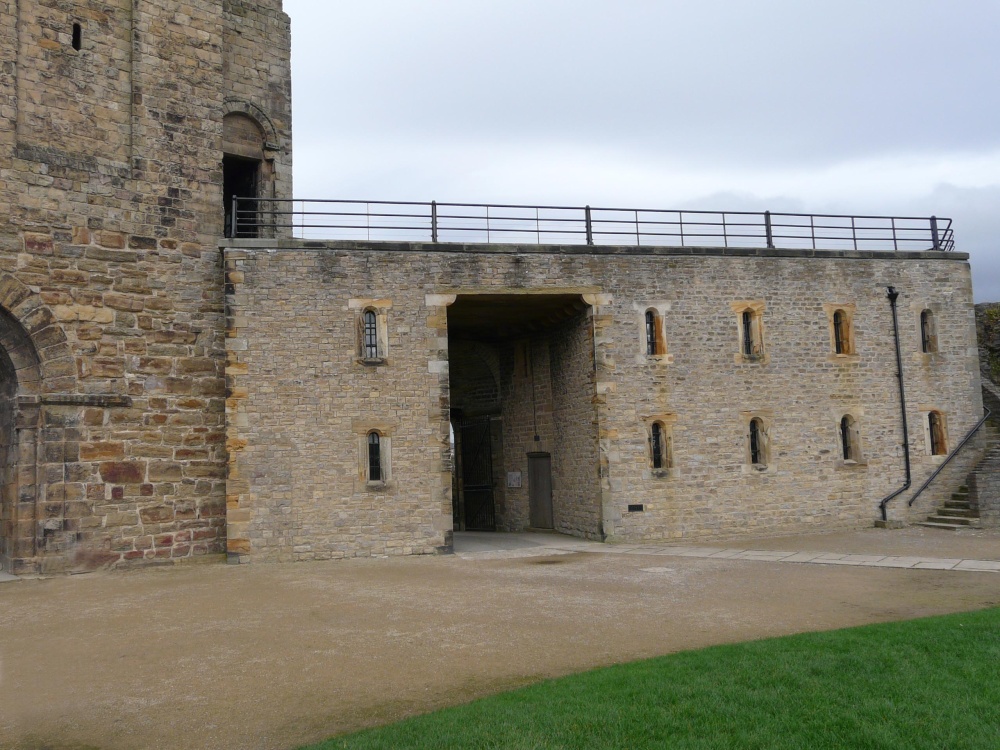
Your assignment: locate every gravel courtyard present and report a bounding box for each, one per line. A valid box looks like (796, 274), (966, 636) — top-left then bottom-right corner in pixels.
(1, 527), (998, 750)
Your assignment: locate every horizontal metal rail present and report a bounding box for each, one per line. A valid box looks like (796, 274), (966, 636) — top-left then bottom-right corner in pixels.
(229, 198), (955, 252)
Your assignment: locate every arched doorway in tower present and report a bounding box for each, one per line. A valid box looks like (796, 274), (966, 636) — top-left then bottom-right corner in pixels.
(223, 112), (273, 238)
(0, 306), (42, 574)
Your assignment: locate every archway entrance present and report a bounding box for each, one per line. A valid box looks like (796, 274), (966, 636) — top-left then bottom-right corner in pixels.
(223, 112), (273, 238)
(0, 306), (41, 574)
(447, 294), (603, 539)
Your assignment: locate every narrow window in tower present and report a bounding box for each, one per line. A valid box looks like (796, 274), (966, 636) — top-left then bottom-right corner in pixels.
(920, 310), (936, 353)
(651, 422), (664, 469)
(363, 310), (379, 359)
(644, 309), (666, 356)
(742, 310), (755, 357)
(840, 415), (853, 460)
(928, 411), (947, 455)
(833, 310), (847, 354)
(72, 23), (82, 51)
(749, 418), (765, 466)
(368, 432), (382, 482)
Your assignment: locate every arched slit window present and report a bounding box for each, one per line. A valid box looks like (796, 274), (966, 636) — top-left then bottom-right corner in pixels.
(742, 311), (754, 357)
(833, 310), (847, 354)
(72, 23), (82, 51)
(920, 310), (935, 353)
(363, 310), (379, 359)
(651, 422), (664, 469)
(367, 432), (382, 481)
(928, 411), (946, 455)
(645, 309), (665, 356)
(840, 415), (854, 460)
(749, 418), (765, 466)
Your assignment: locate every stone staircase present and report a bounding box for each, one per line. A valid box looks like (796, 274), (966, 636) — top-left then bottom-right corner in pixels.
(917, 485), (981, 531)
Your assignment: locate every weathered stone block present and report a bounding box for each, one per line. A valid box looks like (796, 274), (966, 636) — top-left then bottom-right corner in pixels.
(99, 462), (147, 485)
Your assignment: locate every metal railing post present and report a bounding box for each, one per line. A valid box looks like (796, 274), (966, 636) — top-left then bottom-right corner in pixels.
(230, 195), (238, 238)
(930, 215), (940, 251)
(431, 201), (438, 243)
(764, 210), (774, 248)
(585, 205), (593, 246)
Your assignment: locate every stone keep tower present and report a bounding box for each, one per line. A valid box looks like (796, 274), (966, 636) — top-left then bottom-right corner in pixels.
(0, 0), (292, 573)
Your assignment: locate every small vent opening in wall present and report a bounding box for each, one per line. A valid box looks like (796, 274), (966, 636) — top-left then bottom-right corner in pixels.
(628, 504), (645, 513)
(72, 23), (82, 51)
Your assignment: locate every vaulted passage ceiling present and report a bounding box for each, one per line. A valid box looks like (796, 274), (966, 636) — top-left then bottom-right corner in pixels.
(447, 294), (590, 342)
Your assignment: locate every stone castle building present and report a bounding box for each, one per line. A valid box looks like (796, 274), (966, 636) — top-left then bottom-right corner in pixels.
(0, 2), (990, 573)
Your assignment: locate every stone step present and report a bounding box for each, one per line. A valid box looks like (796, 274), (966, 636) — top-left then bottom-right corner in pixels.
(916, 521), (965, 531)
(926, 514), (977, 526)
(937, 507), (979, 519)
(944, 499), (973, 510)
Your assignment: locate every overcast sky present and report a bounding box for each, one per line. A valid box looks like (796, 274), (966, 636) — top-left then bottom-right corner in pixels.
(283, 0), (1000, 300)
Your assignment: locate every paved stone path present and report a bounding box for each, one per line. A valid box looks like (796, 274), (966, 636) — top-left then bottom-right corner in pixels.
(455, 534), (1000, 572)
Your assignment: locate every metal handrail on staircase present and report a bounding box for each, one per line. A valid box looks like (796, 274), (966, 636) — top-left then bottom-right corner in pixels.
(908, 408), (992, 507)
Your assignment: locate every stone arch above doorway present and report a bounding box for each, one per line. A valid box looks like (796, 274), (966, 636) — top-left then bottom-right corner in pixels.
(0, 273), (72, 395)
(222, 107), (277, 238)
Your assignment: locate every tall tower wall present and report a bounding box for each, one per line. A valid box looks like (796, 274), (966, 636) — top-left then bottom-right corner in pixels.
(0, 0), (292, 573)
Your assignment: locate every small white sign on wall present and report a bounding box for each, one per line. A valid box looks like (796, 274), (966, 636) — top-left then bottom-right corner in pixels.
(507, 471), (522, 489)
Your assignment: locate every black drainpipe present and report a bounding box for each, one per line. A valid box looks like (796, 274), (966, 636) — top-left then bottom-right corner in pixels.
(879, 286), (912, 522)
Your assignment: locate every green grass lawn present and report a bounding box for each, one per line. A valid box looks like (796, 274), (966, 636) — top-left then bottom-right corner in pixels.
(304, 607), (1000, 750)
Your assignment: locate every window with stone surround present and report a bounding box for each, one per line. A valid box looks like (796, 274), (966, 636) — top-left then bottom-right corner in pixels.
(362, 429), (391, 486)
(732, 301), (766, 363)
(645, 415), (677, 477)
(840, 414), (860, 462)
(645, 309), (666, 356)
(824, 303), (858, 359)
(746, 416), (771, 470)
(356, 421), (394, 488)
(352, 300), (390, 364)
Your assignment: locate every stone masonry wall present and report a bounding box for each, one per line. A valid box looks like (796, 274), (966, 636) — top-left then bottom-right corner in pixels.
(0, 1), (291, 573)
(225, 241), (981, 557)
(224, 249), (453, 562)
(549, 310), (602, 538)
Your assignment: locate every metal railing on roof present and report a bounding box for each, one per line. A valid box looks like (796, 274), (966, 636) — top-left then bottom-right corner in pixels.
(229, 198), (955, 253)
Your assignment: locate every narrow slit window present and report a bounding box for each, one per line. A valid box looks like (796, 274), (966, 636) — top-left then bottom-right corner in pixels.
(920, 310), (935, 353)
(749, 418), (764, 465)
(644, 309), (666, 356)
(651, 422), (664, 469)
(367, 432), (382, 481)
(72, 23), (82, 51)
(833, 310), (847, 354)
(928, 412), (946, 455)
(742, 311), (753, 357)
(645, 311), (657, 355)
(363, 310), (379, 359)
(840, 415), (854, 460)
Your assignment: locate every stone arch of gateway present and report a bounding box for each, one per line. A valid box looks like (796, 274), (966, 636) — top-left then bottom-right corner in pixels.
(0, 0), (993, 573)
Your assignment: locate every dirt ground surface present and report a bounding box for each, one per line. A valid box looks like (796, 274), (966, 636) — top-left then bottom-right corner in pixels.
(2, 526), (999, 750)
